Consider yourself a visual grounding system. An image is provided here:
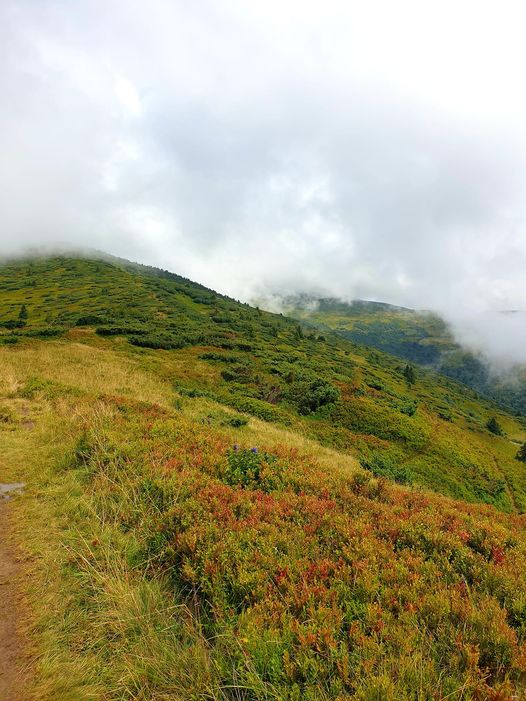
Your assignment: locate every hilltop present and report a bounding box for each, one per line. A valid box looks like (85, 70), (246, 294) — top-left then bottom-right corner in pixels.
(1, 254), (526, 699)
(281, 294), (526, 416)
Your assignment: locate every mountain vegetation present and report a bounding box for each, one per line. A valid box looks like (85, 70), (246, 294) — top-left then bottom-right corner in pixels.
(283, 296), (526, 417)
(1, 255), (526, 700)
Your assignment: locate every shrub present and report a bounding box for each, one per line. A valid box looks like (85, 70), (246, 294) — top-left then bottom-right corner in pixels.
(175, 386), (208, 398)
(399, 400), (418, 417)
(286, 375), (340, 415)
(487, 417), (503, 436)
(96, 325), (149, 336)
(438, 407), (453, 422)
(516, 443), (526, 463)
(403, 364), (416, 385)
(129, 335), (185, 350)
(227, 396), (288, 424)
(0, 405), (15, 424)
(20, 327), (63, 338)
(367, 381), (384, 391)
(220, 364), (253, 383)
(0, 335), (18, 345)
(360, 452), (413, 484)
(0, 319), (25, 329)
(18, 377), (59, 399)
(199, 352), (239, 363)
(222, 447), (284, 491)
(75, 315), (107, 326)
(225, 416), (248, 428)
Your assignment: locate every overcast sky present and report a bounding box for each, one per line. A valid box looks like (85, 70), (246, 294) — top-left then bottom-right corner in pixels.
(2, 0), (526, 357)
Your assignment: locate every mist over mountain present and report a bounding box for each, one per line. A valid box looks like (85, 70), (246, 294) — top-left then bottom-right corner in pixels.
(262, 292), (526, 415)
(2, 0), (526, 345)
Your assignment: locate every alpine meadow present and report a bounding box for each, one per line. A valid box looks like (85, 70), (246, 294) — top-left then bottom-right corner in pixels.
(1, 255), (526, 700)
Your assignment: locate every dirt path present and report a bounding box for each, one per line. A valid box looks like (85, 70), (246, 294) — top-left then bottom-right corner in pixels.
(0, 497), (30, 701)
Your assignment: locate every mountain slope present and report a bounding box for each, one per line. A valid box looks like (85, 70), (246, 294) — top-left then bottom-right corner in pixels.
(282, 295), (526, 416)
(2, 255), (526, 699)
(1, 255), (525, 510)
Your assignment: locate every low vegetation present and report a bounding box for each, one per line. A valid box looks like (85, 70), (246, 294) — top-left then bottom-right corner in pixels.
(1, 255), (526, 699)
(285, 296), (526, 416)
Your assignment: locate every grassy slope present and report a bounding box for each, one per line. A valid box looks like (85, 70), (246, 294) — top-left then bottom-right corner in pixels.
(1, 257), (526, 698)
(286, 297), (526, 416)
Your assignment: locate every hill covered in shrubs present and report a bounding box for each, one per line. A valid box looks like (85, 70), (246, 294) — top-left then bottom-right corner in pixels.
(283, 295), (526, 417)
(1, 254), (526, 699)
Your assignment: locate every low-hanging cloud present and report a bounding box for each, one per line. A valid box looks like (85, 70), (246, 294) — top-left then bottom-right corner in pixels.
(1, 0), (526, 363)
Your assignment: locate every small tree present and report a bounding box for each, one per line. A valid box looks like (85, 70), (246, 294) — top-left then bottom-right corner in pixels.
(486, 417), (503, 436)
(18, 304), (28, 321)
(294, 324), (304, 341)
(516, 443), (526, 462)
(403, 364), (416, 385)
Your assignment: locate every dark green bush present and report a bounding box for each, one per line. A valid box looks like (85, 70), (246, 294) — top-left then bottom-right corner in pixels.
(220, 364), (253, 383)
(225, 416), (248, 428)
(516, 443), (526, 463)
(0, 319), (25, 329)
(199, 352), (239, 363)
(0, 335), (19, 345)
(75, 315), (107, 326)
(129, 335), (185, 350)
(96, 325), (149, 336)
(486, 417), (503, 436)
(438, 408), (452, 422)
(360, 452), (413, 484)
(399, 400), (418, 417)
(286, 375), (340, 415)
(20, 327), (63, 338)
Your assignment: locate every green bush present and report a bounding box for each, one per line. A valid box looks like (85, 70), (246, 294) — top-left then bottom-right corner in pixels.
(75, 315), (107, 326)
(19, 327), (63, 338)
(225, 416), (248, 428)
(220, 364), (254, 383)
(286, 375), (340, 415)
(96, 325), (149, 336)
(129, 335), (185, 350)
(360, 452), (413, 484)
(222, 447), (284, 491)
(0, 335), (19, 345)
(437, 407), (452, 422)
(399, 400), (418, 416)
(199, 352), (239, 363)
(486, 417), (503, 436)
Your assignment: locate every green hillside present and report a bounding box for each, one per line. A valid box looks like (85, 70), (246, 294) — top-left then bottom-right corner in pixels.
(2, 255), (526, 699)
(283, 296), (526, 416)
(1, 255), (525, 510)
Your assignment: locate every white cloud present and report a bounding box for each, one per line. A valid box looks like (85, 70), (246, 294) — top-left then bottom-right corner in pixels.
(1, 0), (526, 362)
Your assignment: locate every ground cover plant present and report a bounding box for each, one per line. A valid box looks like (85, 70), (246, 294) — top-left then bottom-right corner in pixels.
(1, 254), (526, 699)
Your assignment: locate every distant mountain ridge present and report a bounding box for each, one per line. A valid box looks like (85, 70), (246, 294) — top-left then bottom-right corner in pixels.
(276, 294), (526, 416)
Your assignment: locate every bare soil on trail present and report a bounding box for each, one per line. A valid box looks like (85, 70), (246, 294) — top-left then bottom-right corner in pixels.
(0, 498), (30, 701)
